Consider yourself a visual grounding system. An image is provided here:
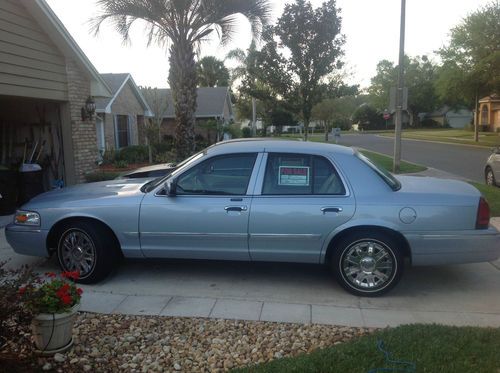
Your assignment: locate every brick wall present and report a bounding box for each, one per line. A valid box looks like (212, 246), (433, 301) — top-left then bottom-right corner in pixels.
(66, 59), (97, 183)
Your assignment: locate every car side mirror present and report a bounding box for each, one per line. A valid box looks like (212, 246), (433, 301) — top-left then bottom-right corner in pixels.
(164, 179), (177, 196)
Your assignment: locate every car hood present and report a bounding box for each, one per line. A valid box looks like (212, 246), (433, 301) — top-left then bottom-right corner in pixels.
(23, 178), (149, 209)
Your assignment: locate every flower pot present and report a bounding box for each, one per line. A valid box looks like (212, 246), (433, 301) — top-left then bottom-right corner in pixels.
(31, 303), (80, 354)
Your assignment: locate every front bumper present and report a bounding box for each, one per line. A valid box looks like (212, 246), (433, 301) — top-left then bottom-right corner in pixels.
(405, 227), (500, 266)
(5, 223), (50, 257)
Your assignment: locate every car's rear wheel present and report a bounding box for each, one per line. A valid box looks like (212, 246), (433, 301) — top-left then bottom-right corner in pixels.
(485, 167), (496, 186)
(57, 221), (119, 284)
(331, 231), (403, 296)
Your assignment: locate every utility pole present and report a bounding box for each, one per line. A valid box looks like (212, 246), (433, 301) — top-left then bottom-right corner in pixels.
(251, 97), (257, 137)
(393, 0), (406, 173)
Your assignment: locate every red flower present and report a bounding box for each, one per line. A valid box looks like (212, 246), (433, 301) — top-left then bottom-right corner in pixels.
(61, 271), (80, 280)
(45, 272), (56, 278)
(61, 294), (72, 305)
(77, 288), (83, 296)
(18, 287), (26, 295)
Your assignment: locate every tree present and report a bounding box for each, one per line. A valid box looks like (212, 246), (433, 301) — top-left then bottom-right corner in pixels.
(256, 0), (346, 140)
(196, 56), (230, 87)
(368, 56), (439, 126)
(227, 42), (261, 135)
(435, 1), (500, 109)
(351, 103), (384, 130)
(264, 105), (297, 136)
(92, 0), (271, 160)
(140, 86), (168, 163)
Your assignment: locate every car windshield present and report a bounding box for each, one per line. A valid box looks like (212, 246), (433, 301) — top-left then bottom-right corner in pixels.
(355, 151), (401, 191)
(140, 151), (205, 193)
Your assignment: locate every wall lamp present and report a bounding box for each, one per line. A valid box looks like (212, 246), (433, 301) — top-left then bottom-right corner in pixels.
(81, 96), (96, 121)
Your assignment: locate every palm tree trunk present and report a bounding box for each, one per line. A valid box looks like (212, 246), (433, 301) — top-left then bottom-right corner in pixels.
(169, 40), (197, 161)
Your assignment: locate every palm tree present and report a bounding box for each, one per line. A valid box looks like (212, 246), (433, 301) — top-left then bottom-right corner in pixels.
(196, 56), (230, 87)
(92, 0), (271, 160)
(226, 42), (259, 136)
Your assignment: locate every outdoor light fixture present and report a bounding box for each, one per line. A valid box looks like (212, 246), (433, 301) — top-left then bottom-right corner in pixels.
(81, 96), (96, 121)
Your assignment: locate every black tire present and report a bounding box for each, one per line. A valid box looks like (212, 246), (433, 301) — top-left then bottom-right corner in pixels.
(485, 167), (496, 187)
(56, 221), (120, 284)
(331, 231), (404, 297)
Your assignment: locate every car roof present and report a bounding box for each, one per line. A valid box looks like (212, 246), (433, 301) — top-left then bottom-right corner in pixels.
(206, 138), (355, 156)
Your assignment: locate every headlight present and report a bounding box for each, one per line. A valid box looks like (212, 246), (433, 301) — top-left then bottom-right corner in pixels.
(14, 211), (41, 226)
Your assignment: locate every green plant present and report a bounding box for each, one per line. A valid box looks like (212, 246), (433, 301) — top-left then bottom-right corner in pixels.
(85, 172), (122, 183)
(117, 145), (149, 164)
(113, 160), (129, 169)
(224, 124), (242, 139)
(20, 272), (82, 314)
(154, 151), (176, 164)
(242, 126), (252, 138)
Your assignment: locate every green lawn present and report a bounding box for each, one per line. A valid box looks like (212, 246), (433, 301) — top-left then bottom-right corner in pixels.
(470, 182), (500, 217)
(233, 324), (500, 373)
(359, 150), (427, 174)
(379, 129), (500, 148)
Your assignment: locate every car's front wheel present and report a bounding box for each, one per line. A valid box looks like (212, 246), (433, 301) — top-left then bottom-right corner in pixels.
(485, 167), (496, 186)
(57, 221), (119, 284)
(331, 231), (403, 296)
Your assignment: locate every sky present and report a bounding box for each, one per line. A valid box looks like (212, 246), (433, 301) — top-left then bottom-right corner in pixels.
(45, 0), (490, 90)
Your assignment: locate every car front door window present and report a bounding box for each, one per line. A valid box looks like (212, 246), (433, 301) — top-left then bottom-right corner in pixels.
(176, 153), (258, 195)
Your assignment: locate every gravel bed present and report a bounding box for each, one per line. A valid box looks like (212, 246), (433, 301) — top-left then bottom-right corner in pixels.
(34, 312), (374, 372)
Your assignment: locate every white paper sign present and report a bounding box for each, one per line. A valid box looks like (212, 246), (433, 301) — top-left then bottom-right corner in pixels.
(278, 166), (310, 186)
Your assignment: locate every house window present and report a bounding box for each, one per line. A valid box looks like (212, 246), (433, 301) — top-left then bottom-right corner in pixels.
(480, 106), (488, 125)
(115, 115), (129, 148)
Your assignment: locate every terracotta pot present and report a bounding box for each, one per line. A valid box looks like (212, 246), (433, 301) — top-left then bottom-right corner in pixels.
(30, 303), (80, 354)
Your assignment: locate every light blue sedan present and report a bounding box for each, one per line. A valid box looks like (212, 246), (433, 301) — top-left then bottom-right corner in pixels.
(6, 140), (500, 296)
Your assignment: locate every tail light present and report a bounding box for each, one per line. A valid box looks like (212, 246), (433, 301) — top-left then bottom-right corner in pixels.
(476, 197), (490, 229)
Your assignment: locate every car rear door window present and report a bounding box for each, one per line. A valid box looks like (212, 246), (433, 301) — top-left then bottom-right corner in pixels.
(176, 153), (257, 195)
(262, 153), (345, 195)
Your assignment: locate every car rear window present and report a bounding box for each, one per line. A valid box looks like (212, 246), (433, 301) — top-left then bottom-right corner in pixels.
(355, 152), (401, 191)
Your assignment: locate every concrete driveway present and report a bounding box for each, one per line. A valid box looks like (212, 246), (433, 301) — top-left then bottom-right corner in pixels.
(1, 220), (500, 328)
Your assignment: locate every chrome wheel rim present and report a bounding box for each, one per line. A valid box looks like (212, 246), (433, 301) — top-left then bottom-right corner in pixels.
(341, 240), (395, 291)
(486, 170), (494, 186)
(59, 229), (96, 277)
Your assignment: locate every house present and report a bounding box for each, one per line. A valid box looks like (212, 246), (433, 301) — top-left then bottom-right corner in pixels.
(153, 87), (234, 142)
(477, 94), (500, 132)
(421, 106), (473, 128)
(95, 73), (152, 153)
(0, 0), (111, 186)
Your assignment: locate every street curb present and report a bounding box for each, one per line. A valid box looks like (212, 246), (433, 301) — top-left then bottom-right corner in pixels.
(375, 134), (497, 150)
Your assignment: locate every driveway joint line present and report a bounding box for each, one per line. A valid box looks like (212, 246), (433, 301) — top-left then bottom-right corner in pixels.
(110, 295), (129, 314)
(158, 295), (174, 315)
(489, 262), (500, 271)
(258, 302), (264, 321)
(208, 298), (218, 318)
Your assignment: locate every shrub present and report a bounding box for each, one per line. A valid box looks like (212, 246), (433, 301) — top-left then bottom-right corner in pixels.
(154, 151), (176, 164)
(242, 126), (252, 138)
(117, 145), (149, 164)
(85, 172), (121, 183)
(113, 160), (129, 169)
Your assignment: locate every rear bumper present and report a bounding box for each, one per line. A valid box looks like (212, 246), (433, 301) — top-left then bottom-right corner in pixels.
(405, 227), (500, 266)
(5, 223), (49, 257)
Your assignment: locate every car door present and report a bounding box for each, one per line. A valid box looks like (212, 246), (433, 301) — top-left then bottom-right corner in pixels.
(139, 152), (261, 260)
(248, 152), (355, 263)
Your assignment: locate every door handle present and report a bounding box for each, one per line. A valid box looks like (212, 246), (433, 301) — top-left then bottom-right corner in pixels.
(224, 206), (248, 212)
(321, 206), (343, 214)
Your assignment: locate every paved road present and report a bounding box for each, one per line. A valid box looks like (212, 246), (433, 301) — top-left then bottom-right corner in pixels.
(337, 134), (491, 183)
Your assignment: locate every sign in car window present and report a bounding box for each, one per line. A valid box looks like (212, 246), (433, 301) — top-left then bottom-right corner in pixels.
(278, 166), (310, 186)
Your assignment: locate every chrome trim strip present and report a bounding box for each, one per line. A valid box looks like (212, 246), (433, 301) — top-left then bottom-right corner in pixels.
(250, 233), (322, 240)
(141, 232), (248, 238)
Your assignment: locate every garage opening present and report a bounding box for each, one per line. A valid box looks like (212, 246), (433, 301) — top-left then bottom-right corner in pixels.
(0, 96), (66, 214)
